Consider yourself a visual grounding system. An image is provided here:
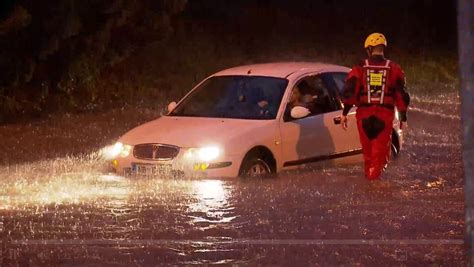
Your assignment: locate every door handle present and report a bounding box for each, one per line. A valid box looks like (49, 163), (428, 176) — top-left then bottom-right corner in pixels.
(333, 116), (342, 125)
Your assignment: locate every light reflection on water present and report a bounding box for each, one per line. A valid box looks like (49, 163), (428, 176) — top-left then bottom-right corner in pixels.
(0, 156), (131, 209)
(3, 173), (130, 208)
(187, 179), (237, 224)
(0, 157), (238, 227)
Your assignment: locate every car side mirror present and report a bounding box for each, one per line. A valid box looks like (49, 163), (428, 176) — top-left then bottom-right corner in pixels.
(290, 106), (311, 119)
(167, 101), (177, 114)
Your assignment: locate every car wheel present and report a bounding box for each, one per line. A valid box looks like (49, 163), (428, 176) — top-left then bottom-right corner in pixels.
(240, 158), (272, 177)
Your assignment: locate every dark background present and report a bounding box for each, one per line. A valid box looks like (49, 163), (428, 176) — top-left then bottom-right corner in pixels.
(0, 0), (457, 122)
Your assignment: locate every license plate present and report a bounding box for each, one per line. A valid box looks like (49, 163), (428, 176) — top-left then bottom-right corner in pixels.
(131, 163), (171, 176)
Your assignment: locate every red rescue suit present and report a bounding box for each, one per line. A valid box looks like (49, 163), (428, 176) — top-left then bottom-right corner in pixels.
(342, 55), (410, 180)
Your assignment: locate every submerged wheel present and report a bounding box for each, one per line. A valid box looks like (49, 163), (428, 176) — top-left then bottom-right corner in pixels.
(240, 157), (272, 177)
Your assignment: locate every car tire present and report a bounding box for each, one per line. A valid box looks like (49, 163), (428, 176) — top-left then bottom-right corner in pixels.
(239, 157), (272, 178)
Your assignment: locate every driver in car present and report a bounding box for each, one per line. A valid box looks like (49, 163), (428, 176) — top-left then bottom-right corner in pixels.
(285, 81), (315, 119)
(289, 81), (315, 110)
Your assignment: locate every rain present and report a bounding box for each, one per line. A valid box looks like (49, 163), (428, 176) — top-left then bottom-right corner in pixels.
(0, 92), (464, 265)
(0, 0), (467, 265)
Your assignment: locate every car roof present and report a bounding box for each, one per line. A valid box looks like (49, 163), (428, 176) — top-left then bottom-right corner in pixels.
(212, 62), (350, 78)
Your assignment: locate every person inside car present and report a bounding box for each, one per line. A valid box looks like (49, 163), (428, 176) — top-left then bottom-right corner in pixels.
(235, 84), (273, 118)
(285, 81), (315, 120)
(289, 81), (313, 108)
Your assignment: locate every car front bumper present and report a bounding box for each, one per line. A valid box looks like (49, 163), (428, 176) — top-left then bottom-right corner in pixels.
(112, 153), (241, 178)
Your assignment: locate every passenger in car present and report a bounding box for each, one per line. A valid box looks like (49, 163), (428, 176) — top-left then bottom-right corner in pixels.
(235, 85), (273, 118)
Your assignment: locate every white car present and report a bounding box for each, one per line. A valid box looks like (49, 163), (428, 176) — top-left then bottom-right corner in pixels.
(109, 62), (403, 178)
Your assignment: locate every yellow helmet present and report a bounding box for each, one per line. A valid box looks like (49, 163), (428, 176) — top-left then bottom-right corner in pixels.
(364, 33), (387, 48)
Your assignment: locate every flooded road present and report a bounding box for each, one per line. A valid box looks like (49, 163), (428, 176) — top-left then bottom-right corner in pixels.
(0, 92), (465, 266)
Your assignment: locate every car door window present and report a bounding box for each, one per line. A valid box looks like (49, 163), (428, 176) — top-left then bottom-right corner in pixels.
(320, 73), (348, 110)
(328, 72), (348, 96)
(284, 74), (339, 121)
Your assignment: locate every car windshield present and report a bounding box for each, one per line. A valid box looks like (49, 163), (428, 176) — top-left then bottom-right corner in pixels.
(169, 76), (288, 120)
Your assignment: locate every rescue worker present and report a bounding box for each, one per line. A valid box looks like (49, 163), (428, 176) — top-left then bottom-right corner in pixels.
(341, 33), (410, 180)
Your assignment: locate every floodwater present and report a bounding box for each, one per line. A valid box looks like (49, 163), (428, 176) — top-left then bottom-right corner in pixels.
(0, 92), (465, 266)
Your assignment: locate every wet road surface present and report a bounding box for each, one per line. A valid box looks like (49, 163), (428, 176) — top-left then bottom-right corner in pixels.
(0, 92), (465, 266)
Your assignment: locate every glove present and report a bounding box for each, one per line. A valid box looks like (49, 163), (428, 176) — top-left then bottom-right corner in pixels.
(341, 115), (348, 130)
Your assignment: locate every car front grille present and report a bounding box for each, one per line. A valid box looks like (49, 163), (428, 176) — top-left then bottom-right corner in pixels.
(133, 144), (180, 160)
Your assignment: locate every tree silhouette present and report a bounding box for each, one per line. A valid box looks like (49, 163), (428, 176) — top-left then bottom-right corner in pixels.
(0, 0), (187, 120)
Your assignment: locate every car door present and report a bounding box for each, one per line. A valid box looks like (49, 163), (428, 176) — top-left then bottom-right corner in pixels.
(325, 72), (361, 153)
(279, 73), (345, 167)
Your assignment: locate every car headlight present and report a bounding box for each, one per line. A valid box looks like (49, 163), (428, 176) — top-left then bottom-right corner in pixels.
(184, 146), (220, 162)
(102, 142), (133, 159)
